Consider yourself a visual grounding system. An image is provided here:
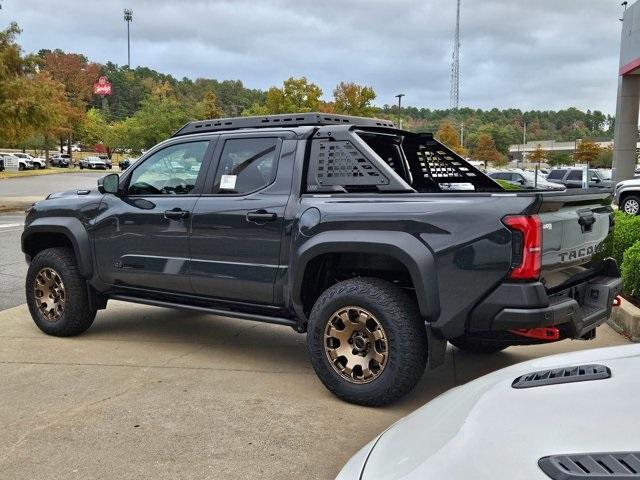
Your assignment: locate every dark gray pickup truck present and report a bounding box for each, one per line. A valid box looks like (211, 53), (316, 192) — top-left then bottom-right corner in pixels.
(22, 113), (621, 406)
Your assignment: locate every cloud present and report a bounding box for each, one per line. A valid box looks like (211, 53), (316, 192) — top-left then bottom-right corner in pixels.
(5, 0), (625, 112)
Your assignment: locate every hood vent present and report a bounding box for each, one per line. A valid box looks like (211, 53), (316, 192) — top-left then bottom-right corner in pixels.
(539, 452), (640, 479)
(512, 364), (611, 389)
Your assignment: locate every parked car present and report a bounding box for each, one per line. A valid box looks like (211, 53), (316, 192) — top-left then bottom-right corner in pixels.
(119, 157), (138, 170)
(614, 177), (640, 215)
(79, 156), (108, 170)
(337, 344), (640, 480)
(13, 152), (46, 169)
(0, 157), (4, 171)
(488, 169), (565, 190)
(21, 113), (621, 406)
(0, 152), (33, 170)
(63, 144), (81, 153)
(547, 168), (614, 189)
(97, 155), (113, 169)
(50, 154), (71, 168)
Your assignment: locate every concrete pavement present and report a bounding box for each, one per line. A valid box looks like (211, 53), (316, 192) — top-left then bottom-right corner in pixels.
(0, 300), (629, 480)
(0, 213), (26, 310)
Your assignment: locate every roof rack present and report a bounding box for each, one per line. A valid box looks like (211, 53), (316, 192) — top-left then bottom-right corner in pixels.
(172, 112), (395, 137)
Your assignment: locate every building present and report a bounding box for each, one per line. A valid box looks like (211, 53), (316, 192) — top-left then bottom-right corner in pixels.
(508, 139), (616, 162)
(614, 0), (640, 182)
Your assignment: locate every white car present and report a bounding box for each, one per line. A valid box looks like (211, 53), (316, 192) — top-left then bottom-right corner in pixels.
(13, 152), (46, 169)
(79, 156), (108, 170)
(614, 178), (640, 215)
(337, 344), (640, 480)
(0, 152), (33, 170)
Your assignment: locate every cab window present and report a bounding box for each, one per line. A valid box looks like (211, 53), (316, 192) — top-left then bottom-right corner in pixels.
(127, 142), (209, 195)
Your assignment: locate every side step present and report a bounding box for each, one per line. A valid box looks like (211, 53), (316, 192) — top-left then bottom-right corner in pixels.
(109, 294), (298, 329)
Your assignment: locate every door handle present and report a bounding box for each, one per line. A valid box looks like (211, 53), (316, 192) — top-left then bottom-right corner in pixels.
(164, 208), (190, 220)
(246, 210), (277, 223)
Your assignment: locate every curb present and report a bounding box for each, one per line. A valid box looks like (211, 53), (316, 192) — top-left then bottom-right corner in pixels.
(608, 297), (640, 342)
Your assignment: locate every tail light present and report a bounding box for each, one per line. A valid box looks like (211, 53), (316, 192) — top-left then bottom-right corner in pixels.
(503, 215), (542, 281)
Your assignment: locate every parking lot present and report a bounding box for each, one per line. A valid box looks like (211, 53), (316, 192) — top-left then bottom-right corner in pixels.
(0, 173), (630, 479)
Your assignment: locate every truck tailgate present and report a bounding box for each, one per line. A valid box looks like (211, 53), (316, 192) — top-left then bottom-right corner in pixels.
(535, 190), (613, 288)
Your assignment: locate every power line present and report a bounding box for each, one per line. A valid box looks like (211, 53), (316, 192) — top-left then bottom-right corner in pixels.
(450, 0), (461, 109)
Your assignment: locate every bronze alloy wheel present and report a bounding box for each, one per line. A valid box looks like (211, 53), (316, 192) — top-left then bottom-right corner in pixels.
(33, 267), (66, 322)
(324, 306), (388, 384)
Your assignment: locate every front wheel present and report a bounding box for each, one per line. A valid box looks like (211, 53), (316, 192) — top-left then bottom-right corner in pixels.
(307, 277), (428, 406)
(26, 247), (97, 336)
(621, 195), (640, 216)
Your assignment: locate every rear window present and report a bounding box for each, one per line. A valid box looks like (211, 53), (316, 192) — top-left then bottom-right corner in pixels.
(547, 170), (566, 180)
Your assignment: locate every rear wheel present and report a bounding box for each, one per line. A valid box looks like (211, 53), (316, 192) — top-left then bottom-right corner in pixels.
(449, 335), (510, 354)
(26, 247), (96, 337)
(307, 277), (428, 406)
(621, 195), (640, 216)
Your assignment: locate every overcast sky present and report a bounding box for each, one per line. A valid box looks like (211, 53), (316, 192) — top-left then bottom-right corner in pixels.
(3, 0), (628, 113)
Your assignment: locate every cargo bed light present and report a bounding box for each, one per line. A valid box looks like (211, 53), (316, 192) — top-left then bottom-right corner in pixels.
(503, 215), (542, 281)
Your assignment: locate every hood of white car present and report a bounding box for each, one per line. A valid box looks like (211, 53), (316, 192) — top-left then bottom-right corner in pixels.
(361, 344), (640, 480)
(617, 178), (640, 188)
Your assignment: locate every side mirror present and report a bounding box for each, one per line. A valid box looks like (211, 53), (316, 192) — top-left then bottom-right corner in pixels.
(591, 176), (600, 183)
(98, 173), (120, 195)
(518, 179), (525, 185)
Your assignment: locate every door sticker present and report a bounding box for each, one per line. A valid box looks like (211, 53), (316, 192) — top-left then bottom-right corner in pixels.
(220, 175), (237, 190)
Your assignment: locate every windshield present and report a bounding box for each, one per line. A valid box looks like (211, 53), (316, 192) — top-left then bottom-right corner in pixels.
(595, 169), (612, 180)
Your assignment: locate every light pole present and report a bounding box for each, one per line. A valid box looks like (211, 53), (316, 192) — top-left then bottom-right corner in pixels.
(124, 9), (133, 67)
(395, 94), (405, 129)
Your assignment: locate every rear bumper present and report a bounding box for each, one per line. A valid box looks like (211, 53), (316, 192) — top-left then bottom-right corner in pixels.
(468, 259), (621, 339)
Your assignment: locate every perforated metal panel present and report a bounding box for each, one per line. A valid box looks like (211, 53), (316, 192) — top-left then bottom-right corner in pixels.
(417, 147), (478, 181)
(310, 140), (389, 187)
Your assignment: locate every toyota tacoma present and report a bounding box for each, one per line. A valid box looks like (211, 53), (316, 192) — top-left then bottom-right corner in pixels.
(22, 113), (621, 406)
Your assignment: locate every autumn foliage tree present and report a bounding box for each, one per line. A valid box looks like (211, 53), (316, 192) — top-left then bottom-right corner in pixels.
(244, 77), (323, 115)
(332, 82), (376, 116)
(41, 50), (101, 155)
(472, 133), (505, 168)
(436, 120), (466, 156)
(0, 23), (70, 153)
(574, 139), (602, 165)
(528, 144), (547, 167)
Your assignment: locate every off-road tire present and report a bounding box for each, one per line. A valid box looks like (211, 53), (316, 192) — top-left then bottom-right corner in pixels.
(26, 247), (96, 336)
(449, 335), (510, 354)
(307, 277), (428, 406)
(621, 195), (640, 216)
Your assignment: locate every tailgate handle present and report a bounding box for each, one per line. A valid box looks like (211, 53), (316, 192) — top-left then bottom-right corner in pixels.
(578, 212), (595, 232)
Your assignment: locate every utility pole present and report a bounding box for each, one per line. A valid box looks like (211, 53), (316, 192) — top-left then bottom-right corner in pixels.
(124, 9), (133, 67)
(522, 121), (527, 165)
(450, 0), (461, 109)
(460, 121), (465, 148)
(395, 94), (405, 129)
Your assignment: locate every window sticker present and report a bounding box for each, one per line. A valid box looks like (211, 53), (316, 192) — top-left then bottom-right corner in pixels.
(220, 174), (237, 190)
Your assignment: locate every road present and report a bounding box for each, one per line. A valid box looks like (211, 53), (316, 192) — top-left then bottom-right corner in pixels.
(0, 213), (26, 310)
(0, 171), (104, 198)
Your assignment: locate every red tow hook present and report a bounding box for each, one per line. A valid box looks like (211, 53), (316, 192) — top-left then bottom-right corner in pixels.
(613, 295), (622, 307)
(509, 327), (560, 341)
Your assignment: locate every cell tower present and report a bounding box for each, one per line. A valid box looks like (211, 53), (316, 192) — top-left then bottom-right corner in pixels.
(450, 0), (461, 109)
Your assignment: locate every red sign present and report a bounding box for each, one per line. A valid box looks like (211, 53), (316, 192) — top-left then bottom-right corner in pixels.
(93, 76), (112, 96)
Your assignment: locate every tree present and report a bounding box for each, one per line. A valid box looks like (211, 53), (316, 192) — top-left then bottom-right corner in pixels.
(41, 50), (101, 155)
(196, 90), (223, 120)
(574, 139), (601, 165)
(594, 145), (613, 169)
(472, 133), (504, 168)
(332, 82), (376, 116)
(528, 144), (547, 167)
(121, 83), (193, 150)
(436, 120), (466, 156)
(244, 77), (322, 115)
(0, 23), (70, 150)
(547, 151), (572, 167)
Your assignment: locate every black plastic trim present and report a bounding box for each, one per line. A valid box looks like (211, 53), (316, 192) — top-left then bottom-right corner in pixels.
(512, 364), (611, 389)
(539, 452), (640, 479)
